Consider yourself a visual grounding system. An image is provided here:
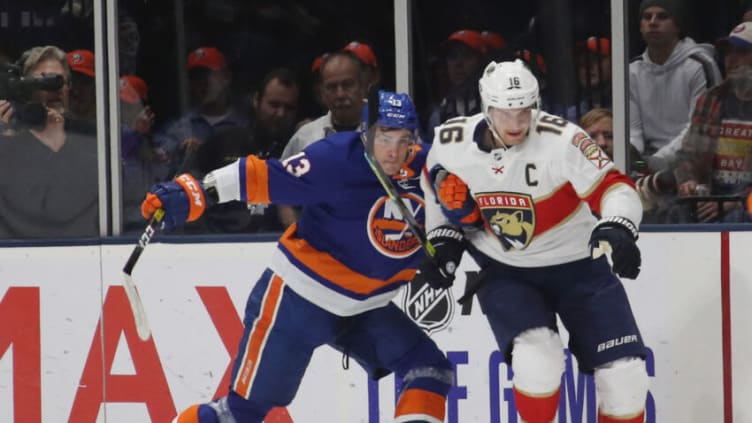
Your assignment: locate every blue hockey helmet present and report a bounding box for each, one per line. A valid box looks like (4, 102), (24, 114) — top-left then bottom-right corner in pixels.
(375, 90), (419, 131)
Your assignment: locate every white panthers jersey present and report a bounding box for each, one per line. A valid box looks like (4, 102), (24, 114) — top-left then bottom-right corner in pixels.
(422, 111), (642, 268)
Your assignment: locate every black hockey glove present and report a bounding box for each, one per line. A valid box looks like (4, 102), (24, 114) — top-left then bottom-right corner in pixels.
(420, 225), (466, 289)
(589, 216), (641, 279)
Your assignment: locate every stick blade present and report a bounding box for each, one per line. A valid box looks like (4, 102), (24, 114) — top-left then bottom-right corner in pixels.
(121, 272), (151, 341)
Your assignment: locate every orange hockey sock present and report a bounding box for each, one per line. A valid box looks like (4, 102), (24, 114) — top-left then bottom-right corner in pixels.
(173, 404), (200, 423)
(172, 404), (221, 423)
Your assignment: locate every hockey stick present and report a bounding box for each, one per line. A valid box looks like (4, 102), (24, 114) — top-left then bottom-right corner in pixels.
(456, 266), (491, 305)
(363, 150), (436, 257)
(362, 88), (435, 259)
(364, 140), (495, 307)
(119, 144), (202, 340)
(121, 208), (164, 340)
(363, 90), (494, 307)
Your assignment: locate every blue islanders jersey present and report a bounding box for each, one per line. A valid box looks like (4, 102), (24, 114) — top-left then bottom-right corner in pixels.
(209, 131), (429, 315)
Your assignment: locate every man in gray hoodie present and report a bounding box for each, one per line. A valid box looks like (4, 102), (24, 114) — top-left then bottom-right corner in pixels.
(629, 0), (722, 163)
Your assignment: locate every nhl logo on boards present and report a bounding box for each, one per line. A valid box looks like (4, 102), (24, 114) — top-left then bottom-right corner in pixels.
(402, 273), (454, 334)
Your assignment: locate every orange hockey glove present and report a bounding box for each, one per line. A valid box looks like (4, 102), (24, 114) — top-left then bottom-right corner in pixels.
(141, 173), (208, 229)
(436, 173), (481, 226)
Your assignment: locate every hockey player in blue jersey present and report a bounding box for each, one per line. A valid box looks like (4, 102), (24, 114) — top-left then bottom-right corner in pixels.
(141, 91), (453, 423)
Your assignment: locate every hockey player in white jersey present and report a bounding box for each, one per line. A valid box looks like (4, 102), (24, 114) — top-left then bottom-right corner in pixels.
(420, 59), (649, 423)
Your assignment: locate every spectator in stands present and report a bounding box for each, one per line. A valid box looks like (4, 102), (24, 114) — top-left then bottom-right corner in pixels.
(425, 29), (486, 142)
(545, 37), (611, 122)
(672, 21), (752, 223)
(0, 45), (98, 238)
(480, 30), (510, 62)
(344, 40), (380, 89)
(250, 68), (300, 157)
(574, 36), (612, 118)
(281, 52), (367, 160)
(580, 107), (614, 159)
(278, 52), (368, 227)
(311, 53), (328, 77)
(157, 46), (247, 177)
(119, 74), (170, 232)
(744, 3), (752, 23)
(580, 108), (676, 223)
(307, 52), (330, 119)
(514, 48), (549, 109)
(186, 67), (300, 233)
(65, 49), (97, 135)
(120, 75), (157, 159)
(629, 0), (722, 163)
(192, 67), (300, 172)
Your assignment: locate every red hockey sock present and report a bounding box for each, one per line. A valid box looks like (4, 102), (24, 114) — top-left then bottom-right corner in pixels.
(513, 386), (560, 423)
(598, 410), (645, 423)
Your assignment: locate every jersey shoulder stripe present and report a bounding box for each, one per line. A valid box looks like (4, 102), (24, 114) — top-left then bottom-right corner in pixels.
(278, 224), (417, 298)
(530, 182), (583, 237)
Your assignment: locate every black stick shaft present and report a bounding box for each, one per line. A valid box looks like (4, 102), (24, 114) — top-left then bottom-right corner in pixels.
(122, 209), (164, 275)
(456, 266), (490, 305)
(363, 150), (435, 258)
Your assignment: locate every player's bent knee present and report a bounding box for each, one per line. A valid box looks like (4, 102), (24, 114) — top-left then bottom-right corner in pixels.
(511, 327), (566, 394)
(595, 356), (649, 418)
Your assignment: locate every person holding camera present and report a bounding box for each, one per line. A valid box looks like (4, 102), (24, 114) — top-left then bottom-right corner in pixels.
(0, 45), (98, 238)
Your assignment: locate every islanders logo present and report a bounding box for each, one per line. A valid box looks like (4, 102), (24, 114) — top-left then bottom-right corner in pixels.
(476, 192), (536, 250)
(367, 193), (424, 258)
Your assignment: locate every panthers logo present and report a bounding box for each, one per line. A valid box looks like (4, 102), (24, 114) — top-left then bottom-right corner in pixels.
(476, 192), (536, 250)
(367, 193), (424, 258)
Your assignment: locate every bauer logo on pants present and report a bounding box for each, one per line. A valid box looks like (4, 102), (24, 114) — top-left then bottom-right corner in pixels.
(401, 273), (454, 334)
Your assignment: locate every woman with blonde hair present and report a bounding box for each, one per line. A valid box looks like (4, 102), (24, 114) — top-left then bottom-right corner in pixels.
(579, 107), (614, 159)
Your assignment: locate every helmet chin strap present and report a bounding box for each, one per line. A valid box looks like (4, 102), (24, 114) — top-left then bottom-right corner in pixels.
(484, 101), (540, 150)
(485, 116), (512, 150)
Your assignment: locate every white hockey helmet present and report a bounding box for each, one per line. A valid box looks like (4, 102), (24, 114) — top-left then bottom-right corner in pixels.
(479, 59), (539, 115)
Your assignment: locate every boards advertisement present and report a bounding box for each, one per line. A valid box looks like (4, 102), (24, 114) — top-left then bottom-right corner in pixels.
(0, 232), (746, 422)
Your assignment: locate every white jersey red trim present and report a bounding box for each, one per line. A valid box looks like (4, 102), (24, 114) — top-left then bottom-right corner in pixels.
(422, 111), (642, 268)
